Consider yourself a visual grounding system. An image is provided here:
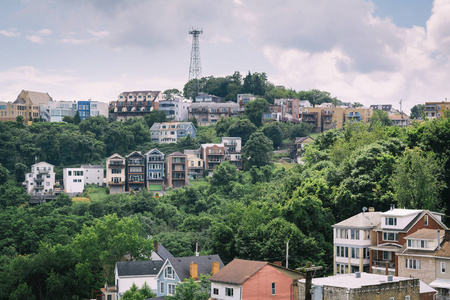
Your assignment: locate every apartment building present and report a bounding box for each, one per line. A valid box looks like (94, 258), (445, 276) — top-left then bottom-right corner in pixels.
(145, 149), (165, 191)
(237, 94), (255, 108)
(126, 151), (146, 191)
(0, 90), (48, 123)
(333, 208), (381, 275)
(106, 153), (126, 194)
(184, 149), (203, 180)
(158, 97), (191, 121)
(424, 101), (450, 119)
(189, 102), (241, 126)
(112, 91), (163, 121)
(195, 93), (222, 103)
(166, 152), (188, 188)
(24, 162), (56, 195)
(345, 107), (373, 124)
(221, 137), (242, 169)
(63, 165), (104, 195)
(150, 122), (196, 143)
(77, 100), (109, 120)
(200, 143), (225, 174)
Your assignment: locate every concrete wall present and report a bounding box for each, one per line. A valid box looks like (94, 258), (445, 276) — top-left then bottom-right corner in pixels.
(398, 255), (436, 284)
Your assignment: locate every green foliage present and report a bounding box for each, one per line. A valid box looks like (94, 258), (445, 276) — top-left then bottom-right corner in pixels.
(243, 132), (273, 170)
(144, 110), (167, 128)
(370, 109), (392, 127)
(262, 122), (283, 149)
(164, 88), (182, 100)
(122, 282), (155, 300)
(227, 119), (257, 145)
(73, 111), (81, 124)
(244, 98), (269, 127)
(166, 274), (211, 300)
(391, 148), (446, 211)
(410, 104), (425, 119)
(289, 123), (314, 140)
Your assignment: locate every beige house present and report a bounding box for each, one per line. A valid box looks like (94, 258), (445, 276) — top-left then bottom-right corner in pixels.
(106, 153), (126, 194)
(0, 90), (49, 123)
(184, 149), (203, 180)
(112, 90), (163, 121)
(166, 152), (188, 188)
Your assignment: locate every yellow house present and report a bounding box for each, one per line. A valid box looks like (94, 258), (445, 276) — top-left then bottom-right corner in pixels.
(0, 90), (51, 123)
(425, 101), (450, 119)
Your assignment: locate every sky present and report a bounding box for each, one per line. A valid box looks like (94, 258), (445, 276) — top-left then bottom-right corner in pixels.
(0, 0), (448, 114)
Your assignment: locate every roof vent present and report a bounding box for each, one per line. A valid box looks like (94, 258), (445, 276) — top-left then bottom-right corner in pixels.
(387, 275), (393, 281)
(355, 272), (361, 278)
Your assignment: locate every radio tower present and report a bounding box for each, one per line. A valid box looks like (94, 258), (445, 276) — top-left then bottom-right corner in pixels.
(189, 28), (203, 95)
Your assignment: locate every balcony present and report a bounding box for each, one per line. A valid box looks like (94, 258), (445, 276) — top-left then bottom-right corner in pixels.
(208, 159), (224, 163)
(37, 169), (50, 174)
(35, 184), (44, 188)
(109, 162), (125, 168)
(425, 106), (437, 111)
(108, 181), (125, 186)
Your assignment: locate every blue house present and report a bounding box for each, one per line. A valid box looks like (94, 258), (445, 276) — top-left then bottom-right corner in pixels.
(77, 100), (91, 120)
(149, 122), (197, 143)
(145, 149), (165, 191)
(156, 255), (224, 297)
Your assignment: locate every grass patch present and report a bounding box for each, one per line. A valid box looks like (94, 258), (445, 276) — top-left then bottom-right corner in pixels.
(274, 162), (298, 171)
(189, 177), (209, 189)
(72, 197), (91, 203)
(82, 185), (109, 202)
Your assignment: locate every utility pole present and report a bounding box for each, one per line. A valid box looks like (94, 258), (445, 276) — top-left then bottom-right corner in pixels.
(297, 263), (323, 300)
(399, 99), (403, 119)
(286, 240), (289, 269)
(188, 28), (203, 98)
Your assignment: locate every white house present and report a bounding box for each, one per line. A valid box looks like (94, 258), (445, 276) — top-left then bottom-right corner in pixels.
(63, 165), (103, 195)
(115, 260), (164, 298)
(24, 162), (55, 195)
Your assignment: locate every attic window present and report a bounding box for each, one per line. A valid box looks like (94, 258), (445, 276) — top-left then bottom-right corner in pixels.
(424, 215), (429, 226)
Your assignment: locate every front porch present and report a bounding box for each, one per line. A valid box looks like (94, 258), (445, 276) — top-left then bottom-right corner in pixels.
(370, 243), (402, 276)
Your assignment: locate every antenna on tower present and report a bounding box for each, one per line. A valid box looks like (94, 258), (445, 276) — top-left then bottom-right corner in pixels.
(188, 28), (203, 97)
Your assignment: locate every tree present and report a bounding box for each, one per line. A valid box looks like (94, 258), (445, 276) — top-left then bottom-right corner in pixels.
(62, 115), (74, 123)
(0, 163), (9, 185)
(215, 116), (238, 137)
(122, 282), (155, 300)
(370, 109), (392, 127)
(410, 104), (425, 119)
(262, 122), (283, 149)
(289, 123), (314, 140)
(164, 88), (182, 100)
(390, 148), (446, 211)
(210, 161), (238, 193)
(244, 98), (269, 127)
(73, 111), (81, 124)
(166, 275), (211, 300)
(242, 72), (269, 96)
(227, 119), (257, 144)
(16, 116), (25, 127)
(144, 110), (167, 128)
(242, 131), (273, 170)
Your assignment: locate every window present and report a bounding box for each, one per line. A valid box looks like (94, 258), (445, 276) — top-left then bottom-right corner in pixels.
(408, 239), (429, 249)
(385, 217), (397, 226)
(112, 169), (121, 174)
(225, 288), (233, 296)
(424, 215), (428, 226)
(160, 282), (164, 294)
(213, 288), (219, 295)
(164, 266), (174, 279)
(442, 262), (446, 274)
(337, 229), (348, 239)
(383, 251), (392, 261)
(271, 282), (276, 295)
(168, 284), (176, 294)
(351, 248), (359, 259)
(351, 229), (360, 240)
(405, 296), (410, 300)
(68, 171), (72, 176)
(336, 246), (348, 258)
(383, 232), (398, 241)
(405, 258), (420, 270)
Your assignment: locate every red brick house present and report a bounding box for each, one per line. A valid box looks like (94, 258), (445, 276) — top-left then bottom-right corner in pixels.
(209, 259), (302, 300)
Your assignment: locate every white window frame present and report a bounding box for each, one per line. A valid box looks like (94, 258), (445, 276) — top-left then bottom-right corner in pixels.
(164, 266), (174, 279)
(213, 288), (219, 295)
(424, 215), (429, 226)
(225, 287), (233, 297)
(383, 251), (392, 261)
(160, 282), (164, 294)
(442, 262), (446, 274)
(168, 283), (176, 295)
(271, 282), (276, 295)
(405, 258), (420, 270)
(383, 232), (398, 241)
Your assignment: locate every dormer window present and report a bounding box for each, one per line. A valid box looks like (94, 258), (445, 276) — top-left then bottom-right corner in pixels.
(385, 217), (397, 226)
(407, 239), (429, 249)
(164, 266), (174, 279)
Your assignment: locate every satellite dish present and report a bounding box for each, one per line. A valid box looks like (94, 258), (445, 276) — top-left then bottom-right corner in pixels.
(362, 207), (367, 212)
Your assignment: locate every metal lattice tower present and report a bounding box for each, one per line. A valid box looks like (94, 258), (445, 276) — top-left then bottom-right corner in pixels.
(188, 28), (203, 81)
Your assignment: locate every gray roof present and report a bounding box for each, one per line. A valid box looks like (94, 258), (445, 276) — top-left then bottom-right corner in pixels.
(116, 260), (164, 276)
(168, 255), (224, 281)
(80, 165), (103, 169)
(155, 243), (174, 261)
(333, 212), (381, 229)
(189, 102), (239, 108)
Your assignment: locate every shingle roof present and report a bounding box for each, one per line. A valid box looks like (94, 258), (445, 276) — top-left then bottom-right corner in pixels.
(295, 136), (314, 144)
(189, 102), (239, 108)
(116, 260), (164, 276)
(405, 229), (440, 240)
(209, 259), (267, 285)
(333, 212), (381, 228)
(167, 152), (186, 156)
(155, 243), (174, 261)
(168, 255), (223, 281)
(435, 241), (450, 257)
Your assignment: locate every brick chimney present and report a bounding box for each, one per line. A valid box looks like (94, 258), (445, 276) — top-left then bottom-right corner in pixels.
(212, 262), (220, 275)
(445, 230), (450, 242)
(190, 263), (198, 279)
(369, 207), (375, 212)
(154, 242), (159, 253)
(273, 261), (282, 266)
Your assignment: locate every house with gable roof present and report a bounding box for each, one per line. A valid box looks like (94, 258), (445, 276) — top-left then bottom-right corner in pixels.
(106, 153), (126, 194)
(209, 258), (303, 300)
(165, 152), (188, 188)
(156, 255), (223, 297)
(126, 151), (145, 191)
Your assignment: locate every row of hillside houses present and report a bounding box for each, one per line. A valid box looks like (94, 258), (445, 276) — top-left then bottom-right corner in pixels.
(0, 90), (108, 123)
(107, 242), (436, 300)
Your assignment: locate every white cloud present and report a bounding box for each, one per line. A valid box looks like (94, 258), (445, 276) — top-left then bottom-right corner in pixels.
(26, 35), (44, 44)
(38, 28), (52, 36)
(0, 29), (20, 37)
(87, 30), (109, 38)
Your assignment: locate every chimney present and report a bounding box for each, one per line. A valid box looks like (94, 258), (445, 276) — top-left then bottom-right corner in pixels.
(190, 263), (198, 279)
(438, 230), (441, 250)
(212, 262), (220, 275)
(369, 207), (375, 212)
(154, 242), (159, 253)
(445, 230), (450, 242)
(273, 261), (282, 266)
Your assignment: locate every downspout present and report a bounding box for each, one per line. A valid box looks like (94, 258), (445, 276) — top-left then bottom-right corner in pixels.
(346, 288), (350, 300)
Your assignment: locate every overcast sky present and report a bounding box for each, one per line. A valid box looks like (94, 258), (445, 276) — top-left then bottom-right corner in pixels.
(1, 0), (449, 113)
